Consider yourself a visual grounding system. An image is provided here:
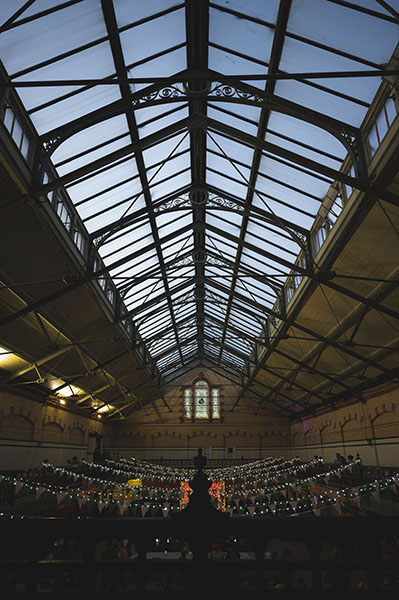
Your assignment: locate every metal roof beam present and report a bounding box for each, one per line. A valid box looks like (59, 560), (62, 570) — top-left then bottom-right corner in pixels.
(127, 279), (195, 319)
(0, 0), (83, 33)
(0, 222), (194, 329)
(101, 0), (185, 368)
(205, 221), (307, 275)
(33, 116), (193, 197)
(206, 278), (282, 320)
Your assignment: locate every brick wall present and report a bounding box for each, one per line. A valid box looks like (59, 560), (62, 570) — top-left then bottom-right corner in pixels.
(0, 388), (110, 469)
(290, 384), (399, 466)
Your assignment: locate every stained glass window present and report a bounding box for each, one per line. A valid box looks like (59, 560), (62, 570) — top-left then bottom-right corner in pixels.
(183, 380), (221, 419)
(194, 380), (209, 419)
(212, 388), (220, 419)
(184, 388), (192, 419)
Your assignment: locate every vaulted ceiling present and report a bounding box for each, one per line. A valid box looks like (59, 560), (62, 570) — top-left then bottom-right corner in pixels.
(0, 0), (398, 419)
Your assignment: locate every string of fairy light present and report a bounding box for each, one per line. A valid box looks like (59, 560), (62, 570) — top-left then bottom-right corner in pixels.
(0, 456), (398, 518)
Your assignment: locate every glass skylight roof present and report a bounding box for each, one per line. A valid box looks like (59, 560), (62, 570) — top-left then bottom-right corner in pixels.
(0, 0), (397, 394)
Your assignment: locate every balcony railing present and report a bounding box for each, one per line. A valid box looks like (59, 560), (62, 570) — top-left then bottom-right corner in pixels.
(0, 515), (398, 594)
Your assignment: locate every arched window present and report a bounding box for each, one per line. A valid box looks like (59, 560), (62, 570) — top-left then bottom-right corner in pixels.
(183, 379), (221, 420)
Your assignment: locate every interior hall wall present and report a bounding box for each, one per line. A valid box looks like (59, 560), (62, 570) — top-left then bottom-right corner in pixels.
(290, 384), (399, 467)
(106, 365), (291, 461)
(0, 389), (110, 470)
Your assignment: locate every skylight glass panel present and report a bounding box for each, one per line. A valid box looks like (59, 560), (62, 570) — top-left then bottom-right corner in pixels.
(205, 291), (228, 311)
(161, 231), (193, 257)
(179, 329), (197, 343)
(206, 170), (248, 198)
(135, 294), (169, 318)
(258, 155), (330, 209)
(208, 103), (261, 136)
(254, 186), (319, 227)
(135, 102), (186, 127)
(119, 8), (185, 66)
(157, 213), (192, 239)
(28, 86), (122, 133)
(67, 157), (139, 204)
(83, 196), (146, 236)
(224, 322), (253, 344)
(207, 132), (254, 167)
(72, 168), (142, 210)
(287, 0), (399, 66)
(226, 337), (251, 355)
(222, 350), (245, 369)
(126, 279), (165, 307)
(240, 253), (280, 280)
(208, 47), (267, 87)
(205, 301), (227, 321)
(241, 247), (288, 278)
(235, 279), (273, 306)
(206, 282), (230, 300)
(0, 2), (26, 23)
(137, 106), (189, 138)
(208, 207), (243, 230)
(265, 118), (345, 171)
(209, 7), (274, 64)
(111, 251), (159, 283)
(274, 79), (368, 128)
(231, 288), (265, 315)
(139, 311), (172, 336)
(204, 321), (222, 336)
(246, 216), (300, 248)
(121, 277), (157, 300)
(127, 46), (187, 94)
(203, 341), (220, 354)
(278, 37), (379, 105)
(104, 237), (156, 272)
(166, 265), (195, 283)
(244, 230), (298, 261)
(205, 266), (233, 289)
(228, 312), (259, 337)
(157, 349), (180, 368)
(205, 233), (237, 261)
(0, 0), (107, 75)
(143, 132), (190, 168)
(211, 0), (280, 23)
(251, 192), (315, 230)
(229, 299), (266, 325)
(155, 209), (191, 231)
(162, 236), (193, 262)
(181, 342), (197, 356)
(15, 41), (115, 98)
(82, 198), (148, 234)
(152, 338), (179, 358)
(236, 274), (277, 302)
(52, 112), (127, 160)
(174, 306), (196, 325)
(114, 1), (183, 28)
(150, 170), (191, 200)
(206, 213), (241, 236)
(206, 151), (251, 183)
(58, 142), (133, 179)
(101, 222), (153, 258)
(147, 151), (190, 186)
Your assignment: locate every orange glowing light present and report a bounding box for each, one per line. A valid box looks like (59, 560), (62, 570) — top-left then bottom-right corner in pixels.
(180, 480), (225, 511)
